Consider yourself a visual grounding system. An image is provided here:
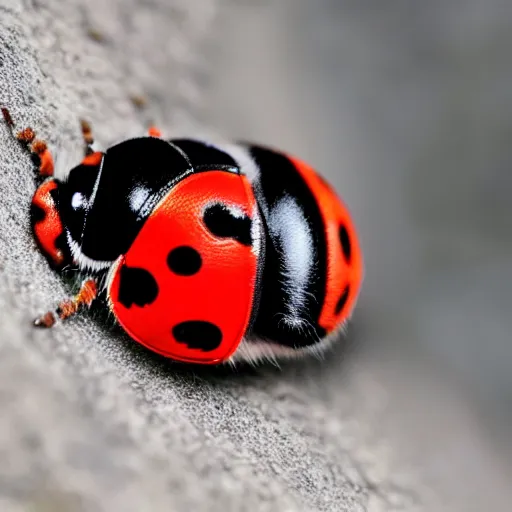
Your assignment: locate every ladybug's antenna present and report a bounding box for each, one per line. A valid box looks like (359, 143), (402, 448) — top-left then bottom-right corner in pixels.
(80, 119), (95, 155)
(1, 107), (15, 128)
(1, 106), (55, 177)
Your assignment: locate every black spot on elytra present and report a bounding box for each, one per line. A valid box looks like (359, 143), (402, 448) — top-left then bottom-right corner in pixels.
(204, 204), (252, 246)
(30, 203), (45, 224)
(167, 246), (202, 276)
(339, 225), (351, 262)
(335, 285), (350, 316)
(172, 321), (222, 352)
(118, 265), (158, 308)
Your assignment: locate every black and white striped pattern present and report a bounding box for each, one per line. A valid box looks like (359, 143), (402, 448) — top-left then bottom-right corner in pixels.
(175, 139), (330, 358)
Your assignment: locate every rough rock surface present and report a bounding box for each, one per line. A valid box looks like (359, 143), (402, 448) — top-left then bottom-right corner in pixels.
(0, 1), (510, 511)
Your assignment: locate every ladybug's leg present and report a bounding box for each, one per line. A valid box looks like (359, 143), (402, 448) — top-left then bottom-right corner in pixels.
(34, 279), (97, 328)
(80, 119), (95, 156)
(1, 107), (55, 177)
(1, 107), (14, 128)
(147, 126), (162, 138)
(17, 129), (55, 178)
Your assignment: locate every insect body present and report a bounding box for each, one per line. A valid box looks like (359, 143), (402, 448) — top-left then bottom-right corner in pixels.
(4, 110), (363, 365)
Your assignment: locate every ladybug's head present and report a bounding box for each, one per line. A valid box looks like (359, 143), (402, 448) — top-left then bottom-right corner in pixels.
(32, 138), (193, 274)
(30, 152), (104, 271)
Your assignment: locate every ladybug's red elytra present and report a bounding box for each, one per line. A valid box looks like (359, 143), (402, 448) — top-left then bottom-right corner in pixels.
(3, 108), (364, 365)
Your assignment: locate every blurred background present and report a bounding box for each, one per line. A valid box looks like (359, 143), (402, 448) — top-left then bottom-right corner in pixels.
(207, 0), (512, 504)
(1, 1), (511, 510)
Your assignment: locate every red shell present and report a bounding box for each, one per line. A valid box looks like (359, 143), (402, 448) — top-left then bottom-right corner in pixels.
(289, 155), (364, 333)
(108, 171), (259, 364)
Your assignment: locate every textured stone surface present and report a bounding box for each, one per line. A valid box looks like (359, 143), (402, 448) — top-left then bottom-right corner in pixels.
(0, 1), (510, 511)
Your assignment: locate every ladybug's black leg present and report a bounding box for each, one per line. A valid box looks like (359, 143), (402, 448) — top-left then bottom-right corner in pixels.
(1, 107), (55, 177)
(34, 279), (97, 328)
(80, 119), (95, 156)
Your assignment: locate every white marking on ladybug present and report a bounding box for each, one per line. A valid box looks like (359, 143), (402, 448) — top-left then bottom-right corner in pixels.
(87, 156), (105, 212)
(225, 204), (245, 218)
(66, 231), (112, 272)
(268, 195), (313, 324)
(129, 187), (151, 212)
(71, 192), (86, 210)
(230, 325), (345, 366)
(251, 204), (262, 257)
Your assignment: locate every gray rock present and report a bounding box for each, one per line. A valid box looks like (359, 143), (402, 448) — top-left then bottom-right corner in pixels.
(0, 1), (509, 511)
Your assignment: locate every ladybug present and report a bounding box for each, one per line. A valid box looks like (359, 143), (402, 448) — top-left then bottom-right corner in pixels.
(2, 108), (364, 365)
